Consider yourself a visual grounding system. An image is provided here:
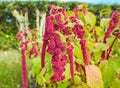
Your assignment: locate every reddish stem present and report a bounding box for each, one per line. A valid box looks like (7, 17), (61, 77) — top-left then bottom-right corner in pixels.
(91, 28), (98, 42)
(41, 40), (48, 68)
(94, 29), (98, 42)
(67, 45), (74, 84)
(106, 34), (120, 59)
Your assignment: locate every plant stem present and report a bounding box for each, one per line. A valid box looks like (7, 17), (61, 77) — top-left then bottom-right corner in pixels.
(106, 34), (120, 60)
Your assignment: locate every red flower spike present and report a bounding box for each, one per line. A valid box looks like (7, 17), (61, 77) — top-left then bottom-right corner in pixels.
(55, 14), (65, 29)
(73, 6), (79, 17)
(48, 40), (56, 49)
(102, 11), (120, 59)
(73, 5), (86, 17)
(67, 45), (74, 83)
(73, 24), (84, 38)
(80, 39), (89, 65)
(41, 16), (54, 68)
(55, 48), (62, 54)
(29, 46), (38, 58)
(41, 40), (48, 68)
(21, 48), (28, 88)
(61, 55), (67, 61)
(61, 76), (65, 80)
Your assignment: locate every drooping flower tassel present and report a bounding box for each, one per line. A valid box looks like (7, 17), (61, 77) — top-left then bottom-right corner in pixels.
(80, 39), (89, 65)
(41, 16), (54, 68)
(66, 38), (74, 83)
(73, 24), (90, 65)
(102, 11), (119, 59)
(48, 34), (66, 82)
(21, 43), (28, 88)
(67, 45), (74, 83)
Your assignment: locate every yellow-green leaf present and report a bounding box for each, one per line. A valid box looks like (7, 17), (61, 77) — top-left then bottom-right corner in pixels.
(99, 59), (119, 88)
(110, 79), (120, 88)
(94, 43), (109, 51)
(85, 12), (96, 30)
(85, 65), (104, 88)
(100, 18), (110, 29)
(65, 11), (75, 17)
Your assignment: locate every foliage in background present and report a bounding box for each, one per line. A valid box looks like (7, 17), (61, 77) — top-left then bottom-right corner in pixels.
(0, 50), (22, 88)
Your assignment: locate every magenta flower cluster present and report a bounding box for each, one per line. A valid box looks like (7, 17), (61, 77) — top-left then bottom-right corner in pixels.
(41, 16), (54, 68)
(73, 23), (89, 65)
(104, 11), (119, 42)
(41, 5), (92, 83)
(47, 33), (67, 82)
(16, 28), (40, 88)
(102, 11), (120, 59)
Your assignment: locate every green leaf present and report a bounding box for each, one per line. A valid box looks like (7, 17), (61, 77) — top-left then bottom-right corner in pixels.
(53, 18), (58, 25)
(36, 72), (45, 86)
(75, 58), (84, 65)
(100, 18), (110, 29)
(65, 11), (75, 17)
(106, 35), (115, 45)
(27, 42), (32, 50)
(44, 73), (52, 83)
(86, 41), (94, 52)
(58, 80), (71, 88)
(99, 59), (119, 88)
(31, 57), (41, 75)
(66, 22), (74, 27)
(63, 63), (71, 80)
(73, 41), (83, 59)
(100, 8), (111, 18)
(61, 14), (65, 22)
(94, 43), (109, 51)
(85, 65), (104, 88)
(45, 52), (52, 72)
(74, 75), (81, 84)
(71, 82), (90, 88)
(110, 79), (120, 88)
(85, 12), (96, 30)
(95, 26), (105, 42)
(78, 12), (85, 23)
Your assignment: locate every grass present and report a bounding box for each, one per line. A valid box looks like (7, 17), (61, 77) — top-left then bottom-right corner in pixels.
(0, 50), (22, 88)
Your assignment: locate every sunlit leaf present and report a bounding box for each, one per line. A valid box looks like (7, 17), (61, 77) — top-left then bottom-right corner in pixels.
(75, 58), (84, 65)
(85, 65), (104, 88)
(73, 41), (83, 59)
(110, 79), (120, 88)
(53, 18), (58, 25)
(94, 43), (109, 51)
(74, 75), (81, 84)
(100, 8), (111, 18)
(100, 18), (110, 29)
(27, 42), (32, 50)
(78, 12), (85, 23)
(64, 63), (71, 80)
(71, 82), (89, 88)
(58, 80), (71, 88)
(95, 26), (105, 41)
(99, 59), (119, 88)
(65, 11), (75, 17)
(85, 12), (96, 30)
